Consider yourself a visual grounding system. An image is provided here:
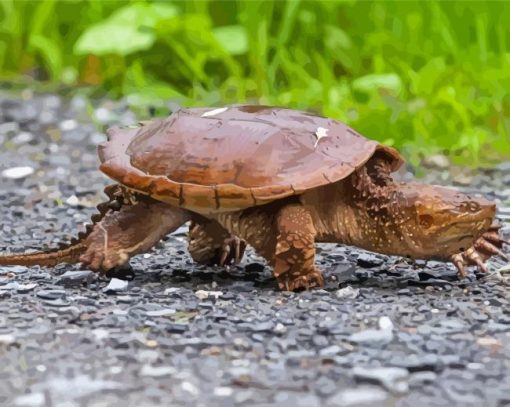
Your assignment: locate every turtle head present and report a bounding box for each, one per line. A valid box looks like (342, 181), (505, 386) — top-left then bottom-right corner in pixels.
(388, 183), (496, 259)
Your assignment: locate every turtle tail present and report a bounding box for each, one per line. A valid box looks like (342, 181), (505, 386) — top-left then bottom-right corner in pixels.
(0, 185), (125, 268)
(0, 244), (86, 267)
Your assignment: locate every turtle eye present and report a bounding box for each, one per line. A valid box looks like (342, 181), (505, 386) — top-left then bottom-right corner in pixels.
(460, 201), (480, 212)
(419, 214), (433, 228)
(468, 202), (480, 212)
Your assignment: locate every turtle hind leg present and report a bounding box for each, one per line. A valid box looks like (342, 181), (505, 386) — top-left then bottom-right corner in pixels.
(0, 184), (125, 268)
(273, 204), (324, 291)
(187, 220), (247, 266)
(80, 195), (190, 271)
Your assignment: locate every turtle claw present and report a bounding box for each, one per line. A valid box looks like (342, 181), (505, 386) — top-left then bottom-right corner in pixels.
(451, 225), (509, 277)
(277, 268), (325, 291)
(451, 253), (466, 278)
(219, 235), (247, 266)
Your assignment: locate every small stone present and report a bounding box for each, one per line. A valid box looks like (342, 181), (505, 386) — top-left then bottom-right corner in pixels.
(214, 387), (233, 397)
(16, 283), (37, 293)
(0, 121), (19, 134)
(335, 285), (359, 299)
(423, 154), (450, 169)
(331, 263), (357, 284)
(195, 290), (222, 300)
(145, 309), (176, 317)
(0, 334), (15, 344)
(357, 253), (384, 268)
(0, 266), (28, 275)
(181, 381), (199, 396)
(2, 166), (35, 179)
(140, 365), (176, 377)
(249, 321), (274, 332)
(164, 287), (183, 295)
(319, 345), (342, 357)
(166, 324), (188, 334)
(57, 270), (94, 287)
(378, 316), (394, 331)
(328, 387), (388, 406)
(497, 263), (510, 274)
(65, 195), (80, 206)
(43, 298), (71, 307)
(409, 371), (438, 386)
(476, 336), (502, 349)
(273, 323), (287, 334)
(13, 392), (45, 407)
(103, 278), (128, 293)
(59, 119), (78, 131)
(95, 107), (115, 123)
(348, 329), (393, 346)
(11, 131), (34, 144)
(36, 289), (66, 300)
(353, 366), (409, 393)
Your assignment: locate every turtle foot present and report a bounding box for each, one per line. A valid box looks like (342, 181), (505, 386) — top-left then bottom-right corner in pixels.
(451, 224), (509, 277)
(219, 235), (247, 266)
(277, 267), (325, 291)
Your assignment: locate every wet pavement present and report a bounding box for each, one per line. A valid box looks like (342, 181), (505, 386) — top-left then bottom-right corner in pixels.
(0, 91), (509, 406)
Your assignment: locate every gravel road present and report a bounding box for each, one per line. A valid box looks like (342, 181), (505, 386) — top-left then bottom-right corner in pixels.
(0, 91), (509, 407)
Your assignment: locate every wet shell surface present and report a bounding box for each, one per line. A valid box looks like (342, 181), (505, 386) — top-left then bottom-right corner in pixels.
(98, 105), (404, 213)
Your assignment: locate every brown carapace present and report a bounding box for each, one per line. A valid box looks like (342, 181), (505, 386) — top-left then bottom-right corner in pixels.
(0, 106), (508, 291)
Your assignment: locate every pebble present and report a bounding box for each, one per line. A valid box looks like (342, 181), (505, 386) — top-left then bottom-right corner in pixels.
(103, 278), (129, 293)
(59, 119), (78, 131)
(195, 290), (223, 300)
(57, 270), (94, 286)
(378, 316), (394, 331)
(65, 195), (80, 206)
(13, 392), (45, 407)
(36, 289), (66, 300)
(0, 334), (16, 344)
(16, 283), (38, 293)
(423, 154), (450, 169)
(0, 121), (19, 134)
(213, 387), (233, 397)
(145, 309), (176, 317)
(348, 329), (394, 346)
(353, 366), (409, 393)
(335, 285), (359, 299)
(1, 166), (35, 179)
(140, 365), (176, 377)
(328, 387), (388, 406)
(11, 131), (34, 145)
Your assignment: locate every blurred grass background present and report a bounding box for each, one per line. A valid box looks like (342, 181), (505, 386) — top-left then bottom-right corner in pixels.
(0, 0), (509, 165)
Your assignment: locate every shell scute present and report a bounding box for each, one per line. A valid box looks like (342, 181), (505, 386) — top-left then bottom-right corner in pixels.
(99, 105), (404, 212)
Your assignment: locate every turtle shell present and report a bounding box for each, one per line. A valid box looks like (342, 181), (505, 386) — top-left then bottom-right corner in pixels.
(98, 105), (404, 213)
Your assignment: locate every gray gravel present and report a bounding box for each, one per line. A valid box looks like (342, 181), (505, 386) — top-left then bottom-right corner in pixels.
(0, 91), (509, 407)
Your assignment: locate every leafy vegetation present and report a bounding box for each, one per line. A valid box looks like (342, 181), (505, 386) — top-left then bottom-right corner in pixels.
(1, 0), (509, 164)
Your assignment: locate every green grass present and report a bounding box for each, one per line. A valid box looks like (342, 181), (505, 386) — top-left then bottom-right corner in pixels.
(1, 0), (509, 165)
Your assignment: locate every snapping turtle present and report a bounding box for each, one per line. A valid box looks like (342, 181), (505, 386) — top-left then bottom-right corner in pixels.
(1, 105), (508, 290)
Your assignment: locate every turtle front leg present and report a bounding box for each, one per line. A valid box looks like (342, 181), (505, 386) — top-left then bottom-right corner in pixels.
(274, 204), (324, 291)
(188, 220), (247, 266)
(80, 196), (190, 271)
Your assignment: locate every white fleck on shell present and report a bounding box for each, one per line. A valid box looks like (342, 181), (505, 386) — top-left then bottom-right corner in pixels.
(314, 126), (329, 147)
(201, 107), (228, 117)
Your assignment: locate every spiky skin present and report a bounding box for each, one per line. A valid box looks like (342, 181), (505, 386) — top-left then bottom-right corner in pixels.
(0, 158), (507, 291)
(196, 156), (505, 290)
